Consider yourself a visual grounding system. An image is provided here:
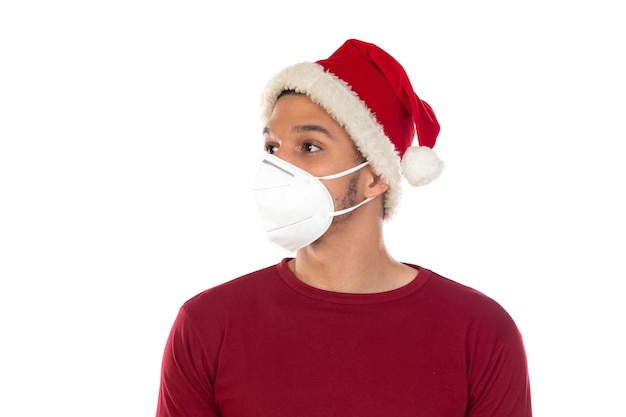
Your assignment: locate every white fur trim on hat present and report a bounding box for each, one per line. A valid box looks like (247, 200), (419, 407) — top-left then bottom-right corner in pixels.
(260, 62), (403, 218)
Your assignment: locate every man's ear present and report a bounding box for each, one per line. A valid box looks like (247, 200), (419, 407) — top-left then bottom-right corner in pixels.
(363, 167), (389, 198)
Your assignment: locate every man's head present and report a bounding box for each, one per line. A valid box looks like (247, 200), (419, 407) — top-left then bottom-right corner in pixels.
(260, 39), (444, 219)
(263, 91), (388, 219)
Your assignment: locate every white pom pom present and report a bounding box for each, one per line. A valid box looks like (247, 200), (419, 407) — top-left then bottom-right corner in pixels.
(401, 146), (444, 186)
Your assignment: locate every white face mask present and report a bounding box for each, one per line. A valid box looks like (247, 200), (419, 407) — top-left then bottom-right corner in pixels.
(251, 154), (373, 253)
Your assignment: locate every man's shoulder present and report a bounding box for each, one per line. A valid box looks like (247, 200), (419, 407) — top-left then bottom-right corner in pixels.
(425, 269), (502, 306)
(182, 262), (281, 317)
(420, 268), (519, 333)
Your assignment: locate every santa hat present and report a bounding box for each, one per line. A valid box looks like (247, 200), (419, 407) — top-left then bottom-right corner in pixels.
(260, 39), (443, 218)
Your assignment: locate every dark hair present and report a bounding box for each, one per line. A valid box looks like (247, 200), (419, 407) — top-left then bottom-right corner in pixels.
(277, 89), (303, 98)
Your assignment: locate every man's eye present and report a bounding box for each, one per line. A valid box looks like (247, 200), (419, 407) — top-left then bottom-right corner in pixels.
(304, 143), (321, 153)
(264, 144), (278, 154)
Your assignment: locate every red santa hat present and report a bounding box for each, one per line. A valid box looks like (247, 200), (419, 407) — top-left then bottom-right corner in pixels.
(260, 39), (443, 218)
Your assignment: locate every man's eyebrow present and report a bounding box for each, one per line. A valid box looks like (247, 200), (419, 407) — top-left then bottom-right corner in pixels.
(262, 124), (333, 139)
(292, 124), (333, 138)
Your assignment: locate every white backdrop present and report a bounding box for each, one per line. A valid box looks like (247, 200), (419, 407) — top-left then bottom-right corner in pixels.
(1, 1), (624, 416)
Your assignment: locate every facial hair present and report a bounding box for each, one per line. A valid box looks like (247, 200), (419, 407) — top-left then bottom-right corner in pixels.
(325, 170), (362, 230)
(309, 169), (362, 247)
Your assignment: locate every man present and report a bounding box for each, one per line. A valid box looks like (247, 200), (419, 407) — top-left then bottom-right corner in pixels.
(156, 39), (532, 416)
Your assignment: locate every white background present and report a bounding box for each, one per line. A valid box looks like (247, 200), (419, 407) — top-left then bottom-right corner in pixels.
(1, 1), (624, 416)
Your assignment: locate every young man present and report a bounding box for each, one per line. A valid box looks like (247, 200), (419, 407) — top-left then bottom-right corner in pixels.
(156, 39), (532, 417)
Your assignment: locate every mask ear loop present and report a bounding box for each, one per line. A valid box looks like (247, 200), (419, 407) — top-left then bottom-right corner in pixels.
(332, 196), (375, 217)
(315, 161), (369, 180)
(316, 161), (375, 217)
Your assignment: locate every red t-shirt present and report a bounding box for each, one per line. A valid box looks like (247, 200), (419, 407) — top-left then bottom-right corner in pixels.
(157, 259), (531, 417)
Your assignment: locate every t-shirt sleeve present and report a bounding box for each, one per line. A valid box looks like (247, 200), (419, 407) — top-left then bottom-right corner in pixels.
(156, 306), (221, 417)
(466, 328), (532, 417)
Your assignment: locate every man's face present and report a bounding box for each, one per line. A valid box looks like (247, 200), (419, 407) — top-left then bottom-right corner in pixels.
(262, 93), (365, 211)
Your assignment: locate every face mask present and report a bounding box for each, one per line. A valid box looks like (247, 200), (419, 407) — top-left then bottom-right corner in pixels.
(251, 154), (373, 253)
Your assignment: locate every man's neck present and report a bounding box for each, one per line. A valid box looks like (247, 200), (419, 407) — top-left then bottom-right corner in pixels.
(288, 228), (417, 294)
